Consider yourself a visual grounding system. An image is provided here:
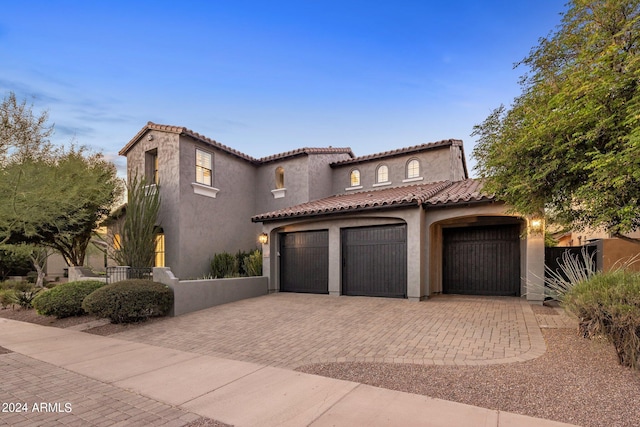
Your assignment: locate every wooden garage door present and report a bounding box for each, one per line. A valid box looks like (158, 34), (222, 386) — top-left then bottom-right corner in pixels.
(342, 225), (407, 298)
(279, 230), (329, 294)
(443, 224), (520, 296)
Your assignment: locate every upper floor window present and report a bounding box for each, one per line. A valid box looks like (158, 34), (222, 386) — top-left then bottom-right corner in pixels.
(376, 165), (389, 183)
(406, 159), (420, 179)
(350, 169), (361, 187)
(196, 149), (212, 186)
(275, 167), (285, 189)
(146, 149), (159, 184)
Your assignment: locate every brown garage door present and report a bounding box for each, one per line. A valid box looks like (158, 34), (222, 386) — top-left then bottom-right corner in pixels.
(342, 224), (407, 298)
(279, 230), (329, 294)
(443, 224), (520, 296)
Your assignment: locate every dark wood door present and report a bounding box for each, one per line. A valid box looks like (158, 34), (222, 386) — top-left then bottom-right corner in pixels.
(342, 225), (407, 298)
(279, 230), (329, 294)
(443, 225), (521, 296)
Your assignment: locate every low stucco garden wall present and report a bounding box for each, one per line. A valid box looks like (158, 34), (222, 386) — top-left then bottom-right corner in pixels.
(153, 267), (268, 316)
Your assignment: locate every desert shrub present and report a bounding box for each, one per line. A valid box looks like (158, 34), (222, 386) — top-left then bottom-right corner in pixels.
(210, 252), (239, 278)
(11, 284), (41, 308)
(243, 249), (262, 277)
(26, 271), (38, 284)
(544, 247), (597, 301)
(564, 270), (640, 369)
(1, 280), (30, 291)
(82, 279), (173, 324)
(0, 289), (15, 308)
(32, 280), (104, 318)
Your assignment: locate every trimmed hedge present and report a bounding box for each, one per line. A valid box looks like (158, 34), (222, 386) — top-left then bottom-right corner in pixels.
(82, 279), (173, 324)
(32, 280), (104, 318)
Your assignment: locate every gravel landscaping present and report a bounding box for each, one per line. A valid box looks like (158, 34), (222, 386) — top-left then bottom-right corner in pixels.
(299, 307), (640, 427)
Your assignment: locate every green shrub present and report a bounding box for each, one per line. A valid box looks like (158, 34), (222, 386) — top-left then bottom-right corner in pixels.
(82, 279), (173, 324)
(243, 249), (262, 277)
(210, 252), (239, 278)
(564, 270), (640, 369)
(236, 249), (250, 276)
(0, 289), (15, 308)
(32, 280), (104, 318)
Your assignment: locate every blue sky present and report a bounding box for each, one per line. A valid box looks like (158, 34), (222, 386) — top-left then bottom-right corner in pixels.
(1, 1), (568, 176)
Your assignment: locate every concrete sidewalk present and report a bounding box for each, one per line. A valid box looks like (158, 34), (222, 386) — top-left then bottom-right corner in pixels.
(0, 318), (577, 427)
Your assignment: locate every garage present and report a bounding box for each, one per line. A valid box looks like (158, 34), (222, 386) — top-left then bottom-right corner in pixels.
(443, 224), (521, 296)
(279, 230), (329, 293)
(341, 224), (407, 298)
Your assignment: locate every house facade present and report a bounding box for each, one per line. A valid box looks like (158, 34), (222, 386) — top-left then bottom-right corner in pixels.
(120, 122), (545, 301)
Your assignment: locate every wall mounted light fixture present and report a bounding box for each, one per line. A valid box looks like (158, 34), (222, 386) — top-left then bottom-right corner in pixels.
(258, 233), (269, 244)
(530, 218), (543, 234)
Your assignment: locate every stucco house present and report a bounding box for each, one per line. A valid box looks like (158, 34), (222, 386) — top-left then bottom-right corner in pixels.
(120, 122), (545, 301)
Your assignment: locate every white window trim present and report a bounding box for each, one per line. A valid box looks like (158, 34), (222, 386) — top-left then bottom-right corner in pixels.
(195, 148), (213, 186)
(402, 177), (424, 183)
(191, 182), (220, 198)
(271, 188), (286, 199)
(372, 181), (391, 187)
(345, 185), (363, 191)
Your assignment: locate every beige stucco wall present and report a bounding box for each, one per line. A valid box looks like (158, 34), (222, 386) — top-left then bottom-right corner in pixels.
(424, 203), (545, 302)
(255, 152), (352, 215)
(259, 208), (426, 300)
(125, 130), (260, 279)
(330, 146), (462, 195)
(600, 238), (640, 272)
(255, 156), (310, 215)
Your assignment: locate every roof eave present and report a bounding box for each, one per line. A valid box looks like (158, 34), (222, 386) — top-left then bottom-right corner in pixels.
(422, 198), (499, 209)
(252, 200), (422, 223)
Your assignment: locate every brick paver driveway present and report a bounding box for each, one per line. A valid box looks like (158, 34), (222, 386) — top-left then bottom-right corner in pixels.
(112, 293), (545, 368)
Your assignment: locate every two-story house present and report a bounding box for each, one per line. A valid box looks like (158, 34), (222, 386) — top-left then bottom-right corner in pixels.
(120, 122), (545, 301)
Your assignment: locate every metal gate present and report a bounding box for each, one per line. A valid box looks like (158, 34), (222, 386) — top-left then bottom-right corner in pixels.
(545, 245), (597, 283)
(279, 230), (329, 293)
(341, 224), (407, 298)
(443, 224), (521, 296)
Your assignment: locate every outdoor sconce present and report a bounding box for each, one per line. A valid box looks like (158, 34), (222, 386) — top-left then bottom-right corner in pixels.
(530, 218), (543, 234)
(258, 233), (269, 244)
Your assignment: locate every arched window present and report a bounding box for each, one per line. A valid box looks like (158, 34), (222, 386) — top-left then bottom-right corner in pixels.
(275, 167), (285, 189)
(350, 169), (361, 186)
(376, 165), (389, 183)
(406, 159), (420, 179)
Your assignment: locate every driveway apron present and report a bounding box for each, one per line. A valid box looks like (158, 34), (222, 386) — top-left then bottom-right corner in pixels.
(111, 293), (545, 368)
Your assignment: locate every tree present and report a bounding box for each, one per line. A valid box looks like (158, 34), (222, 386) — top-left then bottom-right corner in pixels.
(40, 148), (123, 266)
(108, 175), (161, 268)
(0, 91), (53, 163)
(472, 0), (640, 238)
(0, 92), (123, 263)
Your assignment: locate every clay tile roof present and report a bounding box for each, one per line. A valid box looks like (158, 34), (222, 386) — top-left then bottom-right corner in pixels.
(120, 122), (353, 164)
(252, 181), (454, 222)
(423, 178), (495, 206)
(330, 139), (463, 167)
(119, 122), (259, 163)
(258, 147), (354, 163)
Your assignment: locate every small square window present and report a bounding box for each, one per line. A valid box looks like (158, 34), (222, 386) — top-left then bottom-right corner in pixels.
(196, 149), (212, 186)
